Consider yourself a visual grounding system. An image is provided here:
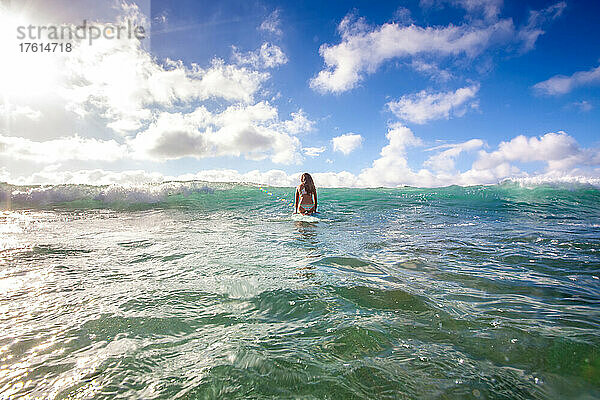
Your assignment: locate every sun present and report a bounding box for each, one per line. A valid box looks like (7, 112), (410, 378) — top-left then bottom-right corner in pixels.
(0, 8), (63, 102)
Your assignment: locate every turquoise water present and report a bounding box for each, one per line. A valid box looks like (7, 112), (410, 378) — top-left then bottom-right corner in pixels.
(0, 181), (599, 399)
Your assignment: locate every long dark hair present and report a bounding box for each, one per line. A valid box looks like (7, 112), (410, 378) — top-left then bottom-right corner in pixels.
(301, 173), (316, 194)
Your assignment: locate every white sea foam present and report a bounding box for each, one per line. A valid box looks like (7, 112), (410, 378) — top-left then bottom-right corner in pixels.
(4, 182), (216, 206)
(502, 175), (600, 188)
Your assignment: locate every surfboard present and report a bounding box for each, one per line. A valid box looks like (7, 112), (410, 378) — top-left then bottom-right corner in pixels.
(291, 213), (320, 223)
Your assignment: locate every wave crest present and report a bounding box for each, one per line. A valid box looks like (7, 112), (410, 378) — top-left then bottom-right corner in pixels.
(1, 181), (217, 208)
(501, 175), (600, 189)
(1, 178), (598, 210)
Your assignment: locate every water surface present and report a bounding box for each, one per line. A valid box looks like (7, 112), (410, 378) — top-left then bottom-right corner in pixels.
(0, 181), (599, 399)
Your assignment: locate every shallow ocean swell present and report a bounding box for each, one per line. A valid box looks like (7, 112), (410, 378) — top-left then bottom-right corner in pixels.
(0, 181), (599, 399)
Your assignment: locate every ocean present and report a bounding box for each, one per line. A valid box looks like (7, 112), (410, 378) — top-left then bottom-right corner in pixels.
(0, 181), (599, 399)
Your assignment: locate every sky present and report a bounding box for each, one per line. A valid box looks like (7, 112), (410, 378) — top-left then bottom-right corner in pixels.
(0, 0), (599, 187)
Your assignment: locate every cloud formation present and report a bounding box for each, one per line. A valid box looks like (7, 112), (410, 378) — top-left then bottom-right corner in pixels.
(0, 4), (312, 168)
(311, 3), (565, 93)
(0, 134), (127, 163)
(332, 133), (363, 155)
(64, 43), (269, 134)
(517, 1), (566, 52)
(232, 43), (288, 69)
(4, 129), (599, 188)
(259, 10), (283, 36)
(533, 65), (600, 96)
(357, 123), (428, 186)
(424, 139), (484, 171)
(303, 146), (326, 157)
(0, 105), (42, 121)
(387, 84), (479, 124)
(0, 1), (595, 191)
(0, 105), (312, 166)
(473, 132), (600, 172)
(129, 102), (307, 164)
(310, 14), (511, 93)
(410, 60), (453, 82)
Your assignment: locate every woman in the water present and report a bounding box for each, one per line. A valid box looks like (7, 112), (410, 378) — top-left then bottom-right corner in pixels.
(294, 173), (317, 214)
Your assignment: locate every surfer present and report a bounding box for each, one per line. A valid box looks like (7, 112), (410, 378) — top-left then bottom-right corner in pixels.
(294, 173), (317, 215)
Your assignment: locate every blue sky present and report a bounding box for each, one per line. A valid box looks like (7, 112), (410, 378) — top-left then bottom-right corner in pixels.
(0, 0), (599, 186)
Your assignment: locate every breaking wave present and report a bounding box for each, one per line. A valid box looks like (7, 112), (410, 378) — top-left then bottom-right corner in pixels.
(0, 179), (599, 210)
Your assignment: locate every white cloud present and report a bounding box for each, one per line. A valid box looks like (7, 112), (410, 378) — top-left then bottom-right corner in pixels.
(533, 65), (600, 96)
(393, 7), (413, 24)
(303, 146), (326, 157)
(128, 102), (305, 164)
(5, 168), (165, 186)
(456, 0), (503, 20)
(233, 43), (288, 69)
(0, 134), (128, 163)
(0, 105), (42, 120)
(517, 2), (566, 52)
(55, 10), (304, 165)
(474, 132), (577, 169)
(332, 133), (363, 155)
(4, 12), (269, 136)
(310, 13), (513, 93)
(259, 9), (282, 36)
(107, 119), (144, 133)
(64, 41), (269, 133)
(3, 129), (599, 188)
(1, 3), (594, 190)
(280, 110), (315, 134)
(387, 85), (479, 124)
(424, 139), (484, 171)
(0, 4), (315, 169)
(473, 131), (599, 172)
(354, 128), (599, 187)
(410, 60), (453, 82)
(311, 3), (565, 94)
(357, 123), (429, 186)
(345, 128), (599, 187)
(422, 1), (564, 46)
(0, 102), (312, 169)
